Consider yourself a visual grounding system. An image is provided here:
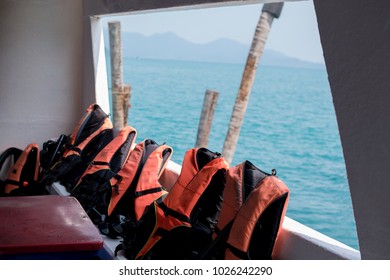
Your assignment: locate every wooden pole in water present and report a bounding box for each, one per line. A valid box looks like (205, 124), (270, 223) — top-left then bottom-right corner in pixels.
(109, 21), (131, 129)
(195, 89), (219, 148)
(222, 3), (284, 164)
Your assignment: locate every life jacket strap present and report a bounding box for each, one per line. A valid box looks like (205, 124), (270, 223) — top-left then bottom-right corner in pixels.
(199, 220), (233, 259)
(66, 145), (81, 154)
(90, 161), (110, 166)
(158, 202), (190, 223)
(226, 243), (250, 260)
(134, 187), (165, 197)
(112, 174), (123, 194)
(4, 179), (21, 187)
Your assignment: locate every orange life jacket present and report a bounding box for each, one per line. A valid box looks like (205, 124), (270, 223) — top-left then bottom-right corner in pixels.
(91, 139), (173, 238)
(207, 160), (289, 260)
(0, 143), (40, 196)
(107, 139), (173, 221)
(40, 103), (114, 189)
(117, 147), (229, 260)
(64, 103), (113, 158)
(70, 125), (137, 223)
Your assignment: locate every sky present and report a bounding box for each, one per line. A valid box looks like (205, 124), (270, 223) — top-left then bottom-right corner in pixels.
(102, 1), (324, 64)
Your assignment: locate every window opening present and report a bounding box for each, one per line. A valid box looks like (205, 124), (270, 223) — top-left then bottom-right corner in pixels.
(98, 1), (358, 250)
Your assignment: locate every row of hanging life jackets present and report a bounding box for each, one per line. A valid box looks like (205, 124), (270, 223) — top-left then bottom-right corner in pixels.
(0, 103), (290, 260)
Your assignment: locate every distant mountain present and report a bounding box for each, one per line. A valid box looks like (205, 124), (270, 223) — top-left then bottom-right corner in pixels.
(104, 30), (324, 69)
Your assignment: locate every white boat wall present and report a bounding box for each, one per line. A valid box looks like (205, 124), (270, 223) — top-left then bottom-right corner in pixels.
(1, 0), (389, 260)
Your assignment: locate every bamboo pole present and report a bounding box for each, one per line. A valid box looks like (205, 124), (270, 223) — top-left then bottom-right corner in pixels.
(109, 21), (131, 129)
(195, 89), (219, 148)
(221, 3), (284, 164)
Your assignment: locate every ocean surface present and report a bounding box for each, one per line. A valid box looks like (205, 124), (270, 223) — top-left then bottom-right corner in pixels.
(113, 57), (358, 250)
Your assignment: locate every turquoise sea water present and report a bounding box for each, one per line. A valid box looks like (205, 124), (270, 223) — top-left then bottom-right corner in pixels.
(115, 57), (358, 250)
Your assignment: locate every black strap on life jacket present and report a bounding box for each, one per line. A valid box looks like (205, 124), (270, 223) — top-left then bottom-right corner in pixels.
(40, 134), (68, 173)
(158, 202), (191, 223)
